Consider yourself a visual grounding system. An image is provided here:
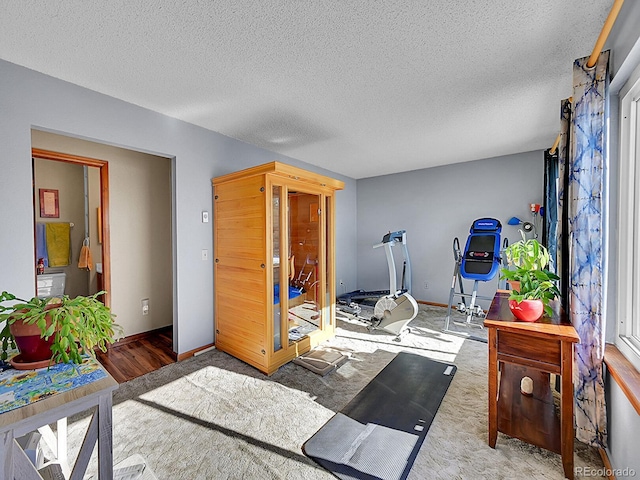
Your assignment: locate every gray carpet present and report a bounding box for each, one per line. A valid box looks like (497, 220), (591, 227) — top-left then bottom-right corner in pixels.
(66, 304), (605, 479)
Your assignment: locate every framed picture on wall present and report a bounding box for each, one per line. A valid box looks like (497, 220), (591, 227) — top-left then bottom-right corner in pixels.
(39, 188), (59, 218)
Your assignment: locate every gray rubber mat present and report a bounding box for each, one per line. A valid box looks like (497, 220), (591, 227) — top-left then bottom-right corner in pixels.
(303, 352), (457, 480)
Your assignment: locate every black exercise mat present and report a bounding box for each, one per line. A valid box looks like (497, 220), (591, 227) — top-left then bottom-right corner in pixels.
(303, 352), (456, 480)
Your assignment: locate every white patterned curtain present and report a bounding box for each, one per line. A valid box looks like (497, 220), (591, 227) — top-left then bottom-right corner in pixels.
(569, 50), (609, 447)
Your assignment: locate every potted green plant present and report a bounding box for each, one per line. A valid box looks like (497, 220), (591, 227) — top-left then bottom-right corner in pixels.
(500, 232), (560, 321)
(0, 291), (123, 367)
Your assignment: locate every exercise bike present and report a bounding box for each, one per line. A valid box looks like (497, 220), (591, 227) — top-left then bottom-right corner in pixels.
(338, 230), (419, 337)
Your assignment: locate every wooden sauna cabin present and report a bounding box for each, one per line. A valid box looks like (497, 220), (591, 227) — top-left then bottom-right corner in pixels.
(212, 162), (344, 374)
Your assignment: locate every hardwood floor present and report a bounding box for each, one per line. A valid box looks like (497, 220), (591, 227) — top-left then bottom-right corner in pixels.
(96, 326), (176, 383)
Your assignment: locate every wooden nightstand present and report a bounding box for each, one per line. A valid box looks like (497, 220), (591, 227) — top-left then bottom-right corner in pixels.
(484, 291), (579, 480)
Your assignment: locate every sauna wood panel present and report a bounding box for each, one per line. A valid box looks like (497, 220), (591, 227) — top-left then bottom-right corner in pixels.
(217, 301), (265, 329)
(214, 176), (264, 201)
(216, 237), (265, 260)
(214, 200), (264, 219)
(216, 319), (265, 348)
(216, 226), (263, 239)
(216, 266), (266, 299)
(215, 338), (267, 368)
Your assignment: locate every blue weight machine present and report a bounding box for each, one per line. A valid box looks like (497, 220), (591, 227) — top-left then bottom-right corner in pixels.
(444, 218), (504, 332)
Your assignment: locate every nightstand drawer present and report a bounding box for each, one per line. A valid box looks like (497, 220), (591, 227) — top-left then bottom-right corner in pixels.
(497, 330), (561, 368)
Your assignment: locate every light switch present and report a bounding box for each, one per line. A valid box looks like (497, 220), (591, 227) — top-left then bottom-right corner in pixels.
(202, 211), (209, 223)
(202, 249), (209, 260)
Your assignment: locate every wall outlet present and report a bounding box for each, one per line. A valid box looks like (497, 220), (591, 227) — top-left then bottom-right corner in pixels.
(142, 298), (149, 315)
(424, 282), (429, 289)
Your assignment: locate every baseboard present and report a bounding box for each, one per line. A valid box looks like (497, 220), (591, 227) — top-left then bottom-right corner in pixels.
(177, 343), (215, 361)
(599, 447), (615, 480)
(416, 300), (449, 308)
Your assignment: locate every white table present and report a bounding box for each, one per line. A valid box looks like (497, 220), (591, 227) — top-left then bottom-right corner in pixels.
(0, 363), (118, 480)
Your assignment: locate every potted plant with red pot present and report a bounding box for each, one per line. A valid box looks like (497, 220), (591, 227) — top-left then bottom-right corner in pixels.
(500, 232), (560, 322)
(0, 291), (122, 369)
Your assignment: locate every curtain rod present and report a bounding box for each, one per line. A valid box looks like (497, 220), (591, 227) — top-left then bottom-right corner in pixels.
(549, 0), (624, 153)
(587, 0), (625, 68)
(550, 135), (561, 155)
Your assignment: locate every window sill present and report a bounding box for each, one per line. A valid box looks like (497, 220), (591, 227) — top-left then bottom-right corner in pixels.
(604, 343), (640, 415)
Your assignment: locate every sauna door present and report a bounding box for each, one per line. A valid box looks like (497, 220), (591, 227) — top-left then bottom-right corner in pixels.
(272, 186), (323, 352)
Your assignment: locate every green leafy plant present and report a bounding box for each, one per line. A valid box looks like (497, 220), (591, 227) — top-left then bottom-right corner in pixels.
(500, 231), (560, 316)
(0, 291), (123, 364)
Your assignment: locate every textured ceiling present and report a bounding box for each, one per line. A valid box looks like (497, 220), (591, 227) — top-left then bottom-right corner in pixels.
(0, 1), (611, 179)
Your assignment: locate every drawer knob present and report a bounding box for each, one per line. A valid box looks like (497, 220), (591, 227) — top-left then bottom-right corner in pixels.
(520, 376), (534, 396)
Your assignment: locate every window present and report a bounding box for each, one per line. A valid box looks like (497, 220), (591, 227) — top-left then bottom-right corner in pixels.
(617, 65), (640, 372)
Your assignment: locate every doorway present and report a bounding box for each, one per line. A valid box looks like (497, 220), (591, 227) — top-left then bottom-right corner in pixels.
(30, 130), (176, 380)
(32, 148), (112, 306)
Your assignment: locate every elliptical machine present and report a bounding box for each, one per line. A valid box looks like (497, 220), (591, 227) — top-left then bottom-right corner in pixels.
(338, 231), (419, 337)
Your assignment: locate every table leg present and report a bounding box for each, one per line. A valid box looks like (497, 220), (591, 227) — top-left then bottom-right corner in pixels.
(13, 440), (43, 480)
(561, 341), (574, 480)
(97, 393), (114, 480)
(1, 430), (15, 480)
(57, 417), (70, 477)
(488, 328), (498, 448)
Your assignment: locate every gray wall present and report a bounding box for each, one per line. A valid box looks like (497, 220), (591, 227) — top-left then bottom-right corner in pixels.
(607, 0), (640, 80)
(0, 58), (357, 355)
(603, 0), (640, 473)
(356, 150), (544, 308)
(605, 369), (640, 475)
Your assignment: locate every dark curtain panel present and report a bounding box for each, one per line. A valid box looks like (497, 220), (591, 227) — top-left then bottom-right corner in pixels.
(542, 148), (558, 273)
(557, 98), (572, 313)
